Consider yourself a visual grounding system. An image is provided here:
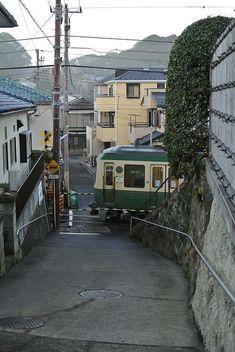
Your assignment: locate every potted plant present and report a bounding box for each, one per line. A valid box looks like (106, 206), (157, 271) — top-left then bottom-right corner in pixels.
(0, 183), (10, 195)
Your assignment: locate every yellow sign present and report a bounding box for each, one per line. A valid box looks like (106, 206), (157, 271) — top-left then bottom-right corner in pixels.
(47, 159), (60, 174)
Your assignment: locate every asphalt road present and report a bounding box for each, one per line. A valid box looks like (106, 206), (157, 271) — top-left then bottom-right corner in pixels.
(0, 156), (203, 351)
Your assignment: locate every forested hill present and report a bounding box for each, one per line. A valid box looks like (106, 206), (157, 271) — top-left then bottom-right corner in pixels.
(69, 34), (177, 99)
(0, 32), (33, 81)
(0, 33), (176, 98)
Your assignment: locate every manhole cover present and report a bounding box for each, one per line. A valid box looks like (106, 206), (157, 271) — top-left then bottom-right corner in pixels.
(80, 289), (123, 300)
(0, 316), (43, 330)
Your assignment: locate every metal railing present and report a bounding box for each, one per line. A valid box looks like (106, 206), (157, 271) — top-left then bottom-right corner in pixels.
(17, 213), (49, 246)
(16, 153), (44, 220)
(130, 216), (235, 305)
(129, 122), (158, 128)
(97, 122), (114, 128)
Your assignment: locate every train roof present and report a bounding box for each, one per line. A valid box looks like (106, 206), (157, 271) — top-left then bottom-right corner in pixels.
(97, 145), (168, 162)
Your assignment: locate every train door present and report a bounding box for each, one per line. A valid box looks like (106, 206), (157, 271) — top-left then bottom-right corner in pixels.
(103, 162), (115, 204)
(150, 164), (167, 205)
(151, 165), (165, 189)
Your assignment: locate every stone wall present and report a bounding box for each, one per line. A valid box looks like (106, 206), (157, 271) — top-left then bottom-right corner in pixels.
(130, 167), (235, 351)
(192, 199), (235, 352)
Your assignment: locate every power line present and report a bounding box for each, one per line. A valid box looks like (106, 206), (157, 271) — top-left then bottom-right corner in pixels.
(31, 14), (54, 40)
(0, 46), (171, 57)
(69, 46), (172, 54)
(0, 64), (168, 73)
(82, 5), (235, 10)
(18, 0), (34, 48)
(0, 34), (175, 45)
(69, 54), (169, 63)
(18, 0), (54, 47)
(70, 35), (175, 44)
(0, 49), (53, 55)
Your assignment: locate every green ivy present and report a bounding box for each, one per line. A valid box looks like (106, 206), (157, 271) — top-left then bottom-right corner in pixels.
(165, 16), (232, 177)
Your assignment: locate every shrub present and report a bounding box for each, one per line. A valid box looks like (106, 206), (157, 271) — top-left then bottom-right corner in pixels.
(165, 16), (232, 177)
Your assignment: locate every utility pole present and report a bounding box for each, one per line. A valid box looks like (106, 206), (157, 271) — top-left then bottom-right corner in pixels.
(35, 49), (44, 90)
(52, 0), (62, 229)
(63, 4), (70, 196)
(63, 4), (82, 198)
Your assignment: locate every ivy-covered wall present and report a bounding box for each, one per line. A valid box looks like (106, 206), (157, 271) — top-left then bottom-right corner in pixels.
(164, 16), (232, 177)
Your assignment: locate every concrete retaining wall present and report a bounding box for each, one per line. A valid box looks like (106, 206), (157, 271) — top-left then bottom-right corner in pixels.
(17, 178), (49, 258)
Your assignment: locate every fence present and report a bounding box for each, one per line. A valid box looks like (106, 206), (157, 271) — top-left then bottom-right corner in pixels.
(210, 19), (235, 207)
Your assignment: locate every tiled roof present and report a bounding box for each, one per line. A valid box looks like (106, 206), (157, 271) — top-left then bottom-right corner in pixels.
(109, 70), (167, 82)
(0, 92), (36, 113)
(0, 3), (17, 27)
(98, 73), (116, 84)
(69, 97), (94, 110)
(152, 92), (166, 108)
(0, 78), (52, 104)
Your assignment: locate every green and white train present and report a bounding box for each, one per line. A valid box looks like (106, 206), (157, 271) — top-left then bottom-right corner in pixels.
(93, 145), (181, 218)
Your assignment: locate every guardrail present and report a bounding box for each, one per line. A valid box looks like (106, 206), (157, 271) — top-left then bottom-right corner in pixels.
(130, 216), (235, 305)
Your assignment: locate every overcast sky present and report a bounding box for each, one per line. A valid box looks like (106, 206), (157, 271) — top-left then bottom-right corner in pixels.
(1, 0), (234, 65)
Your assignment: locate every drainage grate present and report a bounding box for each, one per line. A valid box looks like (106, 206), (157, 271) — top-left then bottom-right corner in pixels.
(80, 289), (123, 300)
(0, 316), (43, 330)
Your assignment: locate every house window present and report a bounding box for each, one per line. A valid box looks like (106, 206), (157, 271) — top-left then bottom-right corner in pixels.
(4, 126), (7, 140)
(108, 112), (115, 127)
(2, 142), (8, 173)
(148, 110), (152, 126)
(108, 85), (113, 96)
(124, 164), (145, 188)
(156, 111), (161, 127)
(10, 137), (17, 165)
(152, 166), (163, 188)
(126, 83), (140, 98)
(157, 82), (165, 89)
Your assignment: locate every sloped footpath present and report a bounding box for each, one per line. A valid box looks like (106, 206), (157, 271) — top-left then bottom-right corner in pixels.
(0, 227), (203, 352)
(0, 157), (203, 351)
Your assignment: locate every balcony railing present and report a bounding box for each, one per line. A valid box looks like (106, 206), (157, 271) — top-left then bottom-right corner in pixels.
(97, 122), (115, 128)
(96, 93), (114, 97)
(129, 122), (158, 128)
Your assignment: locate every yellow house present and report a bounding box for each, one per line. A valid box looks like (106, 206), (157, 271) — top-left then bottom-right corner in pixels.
(94, 69), (167, 149)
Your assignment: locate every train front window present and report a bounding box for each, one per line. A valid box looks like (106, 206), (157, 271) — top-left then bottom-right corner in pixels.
(105, 165), (113, 186)
(152, 166), (163, 188)
(124, 165), (145, 188)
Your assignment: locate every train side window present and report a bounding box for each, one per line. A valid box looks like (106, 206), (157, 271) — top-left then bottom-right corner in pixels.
(124, 164), (145, 188)
(152, 166), (163, 188)
(169, 168), (179, 188)
(170, 175), (179, 188)
(105, 165), (113, 186)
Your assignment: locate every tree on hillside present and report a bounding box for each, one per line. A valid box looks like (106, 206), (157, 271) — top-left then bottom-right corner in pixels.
(0, 32), (33, 81)
(68, 34), (176, 99)
(164, 16), (232, 177)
